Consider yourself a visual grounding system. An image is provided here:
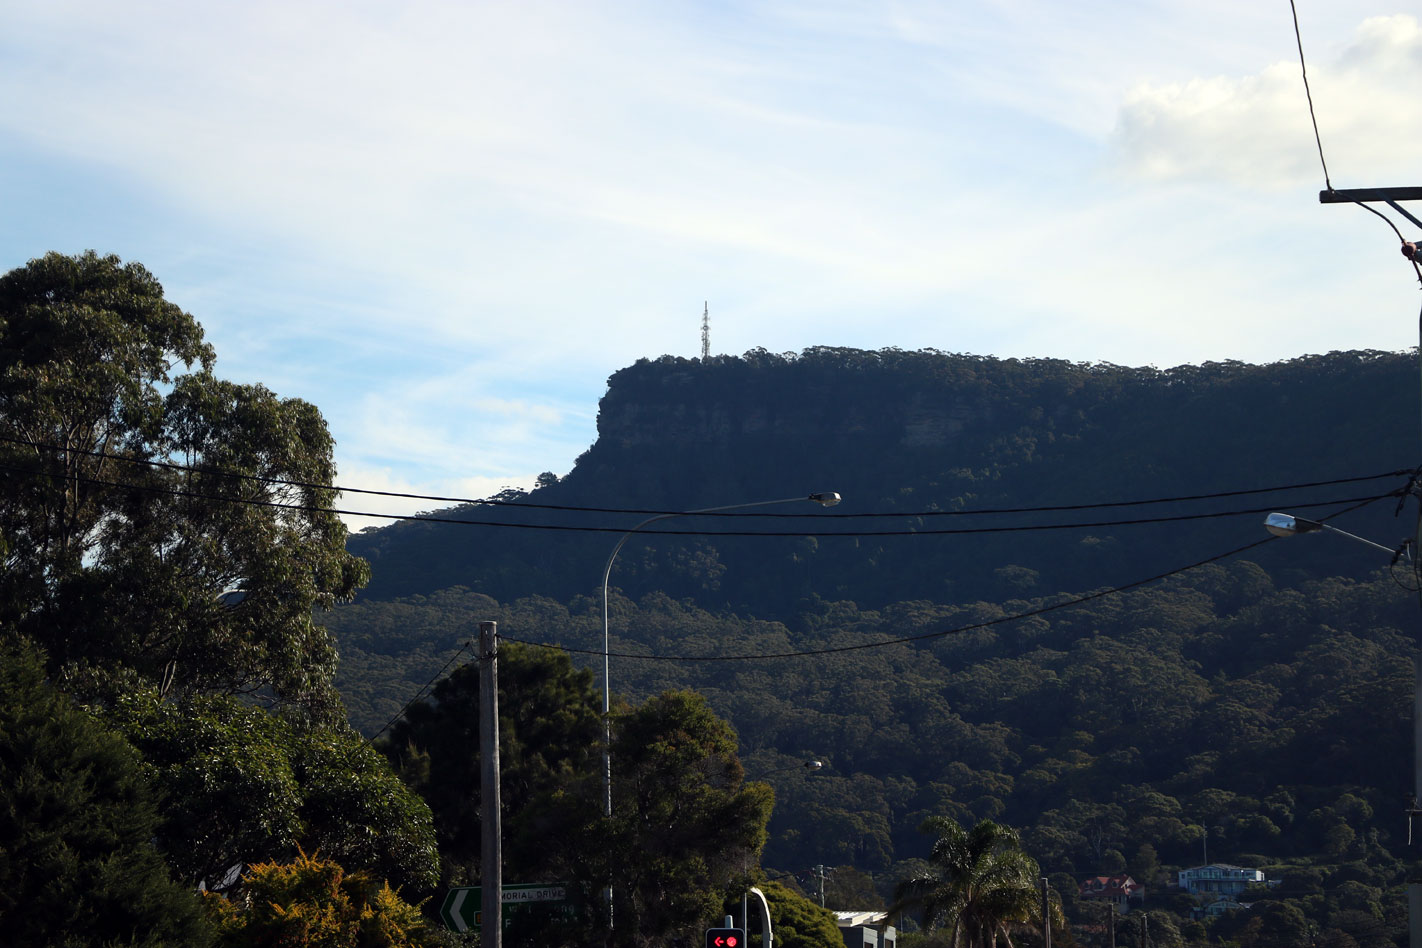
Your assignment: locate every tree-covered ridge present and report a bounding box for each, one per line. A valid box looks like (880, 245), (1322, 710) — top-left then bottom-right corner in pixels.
(327, 558), (1415, 943)
(351, 346), (1418, 617)
(335, 344), (1422, 945)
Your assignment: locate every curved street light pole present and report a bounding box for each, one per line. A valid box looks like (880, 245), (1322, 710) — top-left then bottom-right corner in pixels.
(599, 492), (841, 935)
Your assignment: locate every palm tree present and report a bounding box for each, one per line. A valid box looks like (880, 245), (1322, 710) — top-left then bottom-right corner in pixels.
(890, 816), (1054, 948)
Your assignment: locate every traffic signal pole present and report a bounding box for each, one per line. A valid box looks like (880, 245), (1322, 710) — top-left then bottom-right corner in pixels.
(705, 918), (745, 948)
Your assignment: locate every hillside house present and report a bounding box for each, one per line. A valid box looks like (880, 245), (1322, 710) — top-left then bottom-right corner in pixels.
(1078, 875), (1144, 910)
(1177, 864), (1264, 900)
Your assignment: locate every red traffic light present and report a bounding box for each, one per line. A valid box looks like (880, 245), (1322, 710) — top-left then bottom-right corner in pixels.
(705, 927), (744, 948)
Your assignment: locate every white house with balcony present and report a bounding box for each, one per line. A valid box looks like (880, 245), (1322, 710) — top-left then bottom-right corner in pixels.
(1177, 864), (1264, 900)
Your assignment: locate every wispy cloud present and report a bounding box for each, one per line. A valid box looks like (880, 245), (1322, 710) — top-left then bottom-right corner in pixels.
(1110, 15), (1422, 188)
(3, 1), (1418, 502)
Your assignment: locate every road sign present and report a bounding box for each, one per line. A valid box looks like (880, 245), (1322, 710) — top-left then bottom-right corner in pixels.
(705, 926), (745, 948)
(440, 883), (570, 933)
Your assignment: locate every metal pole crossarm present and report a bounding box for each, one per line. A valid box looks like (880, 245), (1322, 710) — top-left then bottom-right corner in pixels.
(1320, 187), (1422, 204)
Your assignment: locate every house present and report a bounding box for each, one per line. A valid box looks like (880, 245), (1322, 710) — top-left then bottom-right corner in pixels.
(1078, 875), (1144, 911)
(835, 910), (897, 948)
(1176, 864), (1264, 900)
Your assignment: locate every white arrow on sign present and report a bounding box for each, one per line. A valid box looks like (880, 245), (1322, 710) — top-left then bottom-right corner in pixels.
(447, 888), (472, 933)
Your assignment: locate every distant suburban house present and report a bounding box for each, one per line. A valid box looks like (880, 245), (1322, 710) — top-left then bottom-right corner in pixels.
(835, 910), (897, 948)
(1078, 875), (1144, 910)
(1176, 864), (1264, 900)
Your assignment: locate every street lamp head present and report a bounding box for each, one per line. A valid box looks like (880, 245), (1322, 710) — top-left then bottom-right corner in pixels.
(809, 492), (841, 507)
(1264, 512), (1324, 538)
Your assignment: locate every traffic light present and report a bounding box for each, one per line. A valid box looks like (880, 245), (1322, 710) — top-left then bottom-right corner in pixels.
(705, 926), (744, 948)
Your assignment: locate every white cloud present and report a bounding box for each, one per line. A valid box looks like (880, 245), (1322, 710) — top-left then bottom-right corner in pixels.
(334, 463), (536, 534)
(1110, 15), (1422, 188)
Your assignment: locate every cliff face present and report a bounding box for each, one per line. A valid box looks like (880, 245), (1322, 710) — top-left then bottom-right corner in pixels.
(354, 346), (1419, 610)
(588, 349), (1077, 461)
(599, 386), (992, 448)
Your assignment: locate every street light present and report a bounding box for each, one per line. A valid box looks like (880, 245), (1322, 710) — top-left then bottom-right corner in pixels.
(1263, 512), (1399, 555)
(751, 759), (825, 778)
(599, 491), (842, 933)
(1265, 510), (1420, 948)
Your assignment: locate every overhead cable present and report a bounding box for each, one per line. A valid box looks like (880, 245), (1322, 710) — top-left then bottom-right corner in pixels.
(0, 461), (1405, 538)
(499, 495), (1391, 663)
(0, 432), (1410, 522)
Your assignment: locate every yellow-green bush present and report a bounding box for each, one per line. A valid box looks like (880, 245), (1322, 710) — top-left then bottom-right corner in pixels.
(207, 849), (439, 948)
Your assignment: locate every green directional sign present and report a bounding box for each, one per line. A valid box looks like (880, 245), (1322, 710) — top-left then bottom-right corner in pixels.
(439, 882), (571, 933)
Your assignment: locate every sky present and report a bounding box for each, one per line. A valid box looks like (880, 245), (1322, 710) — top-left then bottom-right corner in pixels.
(4, 1), (1422, 527)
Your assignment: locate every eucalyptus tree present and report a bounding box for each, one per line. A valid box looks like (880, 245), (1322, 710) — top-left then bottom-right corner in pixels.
(0, 251), (368, 721)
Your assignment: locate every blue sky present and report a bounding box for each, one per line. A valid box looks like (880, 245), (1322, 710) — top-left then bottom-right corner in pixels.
(4, 1), (1422, 526)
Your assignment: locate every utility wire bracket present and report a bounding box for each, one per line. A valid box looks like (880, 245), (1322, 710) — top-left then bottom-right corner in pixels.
(1321, 187), (1422, 231)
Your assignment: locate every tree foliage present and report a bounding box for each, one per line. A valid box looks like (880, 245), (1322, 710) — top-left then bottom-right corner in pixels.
(608, 689), (775, 946)
(205, 849), (439, 948)
(385, 644), (774, 947)
(752, 879), (844, 948)
(105, 691), (438, 894)
(0, 250), (368, 720)
(381, 641), (603, 890)
(0, 639), (214, 947)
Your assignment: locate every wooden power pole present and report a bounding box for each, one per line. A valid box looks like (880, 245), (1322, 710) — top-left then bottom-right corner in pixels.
(479, 620), (502, 948)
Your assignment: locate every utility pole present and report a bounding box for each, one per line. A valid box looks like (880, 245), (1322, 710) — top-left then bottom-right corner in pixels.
(479, 620), (502, 948)
(1139, 912), (1147, 948)
(1320, 184), (1422, 948)
(1105, 900), (1115, 948)
(812, 865), (829, 907)
(1040, 878), (1052, 948)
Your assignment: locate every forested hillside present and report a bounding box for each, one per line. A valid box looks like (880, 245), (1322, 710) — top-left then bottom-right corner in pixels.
(334, 347), (1422, 947)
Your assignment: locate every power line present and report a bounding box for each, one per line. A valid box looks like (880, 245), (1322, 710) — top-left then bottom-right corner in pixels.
(359, 639), (475, 750)
(1289, 0), (1332, 190)
(0, 460), (1405, 538)
(498, 494), (1394, 663)
(501, 535), (1280, 663)
(1289, 1), (1422, 283)
(0, 432), (1409, 522)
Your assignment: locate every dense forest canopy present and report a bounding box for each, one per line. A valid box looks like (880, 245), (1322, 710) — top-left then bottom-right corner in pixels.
(335, 346), (1422, 946)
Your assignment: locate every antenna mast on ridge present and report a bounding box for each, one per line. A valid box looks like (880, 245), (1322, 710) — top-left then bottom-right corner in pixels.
(700, 301), (710, 361)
